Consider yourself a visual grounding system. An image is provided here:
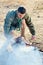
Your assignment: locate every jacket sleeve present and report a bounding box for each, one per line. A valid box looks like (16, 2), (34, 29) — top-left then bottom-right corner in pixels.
(24, 14), (35, 35)
(4, 11), (15, 36)
(4, 17), (13, 35)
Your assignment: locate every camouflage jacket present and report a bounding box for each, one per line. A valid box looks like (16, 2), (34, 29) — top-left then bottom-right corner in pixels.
(4, 10), (35, 37)
(23, 13), (35, 35)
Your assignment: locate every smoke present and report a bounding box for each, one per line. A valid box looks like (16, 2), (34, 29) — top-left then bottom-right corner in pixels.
(0, 36), (43, 65)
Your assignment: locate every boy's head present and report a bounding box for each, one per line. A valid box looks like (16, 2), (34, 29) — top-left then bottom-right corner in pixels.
(17, 7), (26, 19)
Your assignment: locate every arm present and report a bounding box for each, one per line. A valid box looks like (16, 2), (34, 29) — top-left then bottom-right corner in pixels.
(4, 18), (13, 34)
(4, 11), (16, 38)
(4, 17), (14, 38)
(24, 14), (35, 36)
(26, 18), (35, 35)
(21, 19), (26, 38)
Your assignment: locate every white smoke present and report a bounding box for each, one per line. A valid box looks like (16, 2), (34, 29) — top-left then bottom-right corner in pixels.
(0, 34), (43, 65)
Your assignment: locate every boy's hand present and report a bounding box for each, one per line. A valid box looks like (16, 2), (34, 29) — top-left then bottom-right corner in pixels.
(10, 30), (15, 38)
(31, 35), (36, 40)
(22, 36), (32, 45)
(10, 30), (14, 35)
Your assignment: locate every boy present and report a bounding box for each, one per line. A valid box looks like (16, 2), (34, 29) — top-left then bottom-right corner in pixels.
(4, 7), (35, 41)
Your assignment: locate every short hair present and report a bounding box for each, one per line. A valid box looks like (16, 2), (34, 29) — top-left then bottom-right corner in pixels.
(18, 7), (26, 14)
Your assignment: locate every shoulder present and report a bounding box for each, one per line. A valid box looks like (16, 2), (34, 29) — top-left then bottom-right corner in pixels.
(9, 10), (17, 16)
(23, 13), (30, 19)
(6, 10), (17, 17)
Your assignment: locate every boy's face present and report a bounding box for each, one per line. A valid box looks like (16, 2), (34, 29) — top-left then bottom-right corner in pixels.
(17, 12), (25, 19)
